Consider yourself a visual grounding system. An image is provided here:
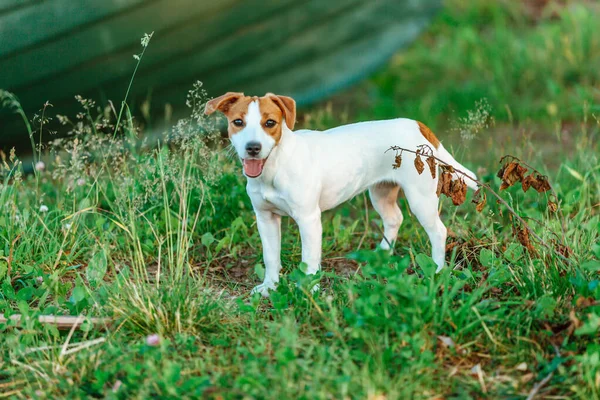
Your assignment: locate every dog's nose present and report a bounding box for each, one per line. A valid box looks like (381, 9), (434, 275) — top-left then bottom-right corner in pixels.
(245, 141), (261, 157)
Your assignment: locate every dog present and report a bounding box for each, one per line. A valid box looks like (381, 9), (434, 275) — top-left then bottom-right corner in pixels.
(205, 92), (477, 296)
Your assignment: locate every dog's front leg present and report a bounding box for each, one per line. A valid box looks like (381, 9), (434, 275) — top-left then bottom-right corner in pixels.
(251, 210), (282, 297)
(297, 210), (322, 278)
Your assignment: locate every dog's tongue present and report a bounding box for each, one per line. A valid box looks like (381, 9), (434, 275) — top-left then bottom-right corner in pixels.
(243, 159), (265, 177)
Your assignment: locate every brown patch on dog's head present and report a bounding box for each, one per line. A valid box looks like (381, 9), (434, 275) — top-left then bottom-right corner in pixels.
(204, 92), (245, 116)
(254, 94), (296, 143)
(263, 93), (296, 130)
(204, 92), (296, 143)
(417, 121), (440, 149)
(205, 92), (253, 137)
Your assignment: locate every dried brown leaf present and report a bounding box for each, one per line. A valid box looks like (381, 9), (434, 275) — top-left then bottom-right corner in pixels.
(426, 156), (436, 179)
(517, 226), (535, 252)
(450, 179), (467, 206)
(437, 171), (453, 197)
(414, 154), (424, 175)
(522, 173), (551, 193)
(441, 164), (455, 174)
(531, 174), (551, 193)
(393, 154), (402, 169)
(472, 188), (487, 212)
(499, 162), (528, 190)
(497, 164), (507, 180)
(521, 174), (535, 192)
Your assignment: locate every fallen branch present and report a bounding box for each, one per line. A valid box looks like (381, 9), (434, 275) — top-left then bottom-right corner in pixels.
(0, 314), (111, 330)
(386, 145), (572, 264)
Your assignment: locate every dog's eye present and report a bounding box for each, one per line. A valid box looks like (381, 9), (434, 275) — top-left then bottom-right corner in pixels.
(264, 119), (276, 128)
(232, 119), (244, 127)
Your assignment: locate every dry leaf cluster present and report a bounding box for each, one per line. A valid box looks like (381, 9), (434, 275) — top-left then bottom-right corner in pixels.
(498, 157), (557, 213)
(388, 146), (572, 261)
(436, 165), (468, 206)
(498, 159), (551, 194)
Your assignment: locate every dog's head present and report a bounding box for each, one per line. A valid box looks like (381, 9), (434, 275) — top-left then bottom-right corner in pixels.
(204, 92), (296, 178)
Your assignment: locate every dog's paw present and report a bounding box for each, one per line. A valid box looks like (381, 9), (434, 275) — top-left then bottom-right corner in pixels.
(251, 281), (277, 297)
(379, 241), (391, 251)
(377, 240), (394, 252)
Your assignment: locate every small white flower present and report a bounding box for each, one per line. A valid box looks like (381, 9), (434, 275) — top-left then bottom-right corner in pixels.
(63, 223), (72, 230)
(77, 178), (86, 186)
(140, 32), (154, 48)
(39, 205), (49, 213)
(36, 276), (44, 284)
(35, 161), (45, 171)
(146, 334), (160, 346)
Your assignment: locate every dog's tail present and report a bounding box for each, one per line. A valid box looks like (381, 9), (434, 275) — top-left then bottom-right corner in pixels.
(435, 144), (478, 190)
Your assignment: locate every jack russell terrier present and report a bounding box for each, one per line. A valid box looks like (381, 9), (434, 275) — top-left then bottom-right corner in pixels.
(205, 92), (477, 296)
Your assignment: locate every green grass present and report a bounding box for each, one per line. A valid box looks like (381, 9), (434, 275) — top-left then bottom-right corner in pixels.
(1, 1), (600, 398)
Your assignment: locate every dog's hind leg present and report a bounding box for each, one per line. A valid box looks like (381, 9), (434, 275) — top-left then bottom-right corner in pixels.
(402, 184), (447, 272)
(368, 183), (403, 251)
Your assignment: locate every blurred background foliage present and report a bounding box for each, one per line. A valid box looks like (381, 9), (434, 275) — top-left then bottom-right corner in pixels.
(0, 0), (441, 150)
(2, 0), (598, 153)
(313, 0), (599, 129)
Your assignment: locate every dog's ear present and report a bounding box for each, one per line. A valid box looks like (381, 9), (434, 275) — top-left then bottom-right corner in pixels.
(265, 93), (296, 130)
(204, 92), (244, 115)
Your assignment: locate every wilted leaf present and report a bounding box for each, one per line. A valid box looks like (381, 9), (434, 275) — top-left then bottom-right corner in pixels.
(532, 174), (551, 193)
(441, 164), (455, 174)
(521, 174), (535, 192)
(426, 156), (436, 179)
(522, 173), (551, 193)
(436, 171), (453, 197)
(472, 188), (487, 212)
(499, 162), (528, 190)
(516, 226), (535, 252)
(450, 179), (467, 206)
(414, 154), (424, 175)
(393, 154), (402, 169)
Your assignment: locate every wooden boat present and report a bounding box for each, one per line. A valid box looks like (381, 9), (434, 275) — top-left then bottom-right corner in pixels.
(0, 0), (440, 150)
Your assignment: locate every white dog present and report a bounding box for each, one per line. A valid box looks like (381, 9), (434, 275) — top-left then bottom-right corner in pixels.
(205, 92), (477, 296)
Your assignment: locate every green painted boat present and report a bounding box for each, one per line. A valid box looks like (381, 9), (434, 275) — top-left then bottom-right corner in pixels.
(0, 0), (441, 149)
